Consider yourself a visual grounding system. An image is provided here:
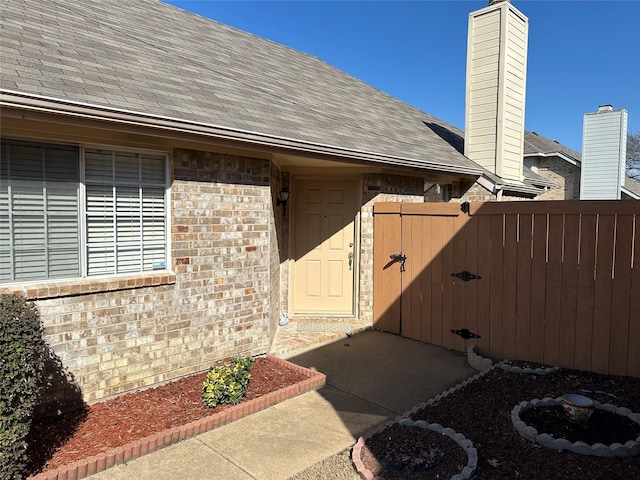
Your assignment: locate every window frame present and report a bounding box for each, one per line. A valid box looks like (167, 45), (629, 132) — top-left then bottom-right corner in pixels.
(1, 139), (172, 285)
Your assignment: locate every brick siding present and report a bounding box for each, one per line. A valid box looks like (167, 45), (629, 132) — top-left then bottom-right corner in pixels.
(534, 157), (581, 200)
(6, 149), (277, 410)
(2, 152), (433, 410)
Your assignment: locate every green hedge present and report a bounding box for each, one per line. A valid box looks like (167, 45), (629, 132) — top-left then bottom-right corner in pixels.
(0, 294), (46, 480)
(202, 356), (254, 408)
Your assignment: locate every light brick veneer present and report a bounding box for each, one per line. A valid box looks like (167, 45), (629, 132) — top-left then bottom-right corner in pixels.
(7, 149), (278, 409)
(2, 156), (430, 410)
(533, 157), (581, 200)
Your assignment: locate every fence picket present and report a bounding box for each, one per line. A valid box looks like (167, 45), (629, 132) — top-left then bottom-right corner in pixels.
(529, 213), (547, 364)
(609, 214), (634, 376)
(372, 201), (639, 377)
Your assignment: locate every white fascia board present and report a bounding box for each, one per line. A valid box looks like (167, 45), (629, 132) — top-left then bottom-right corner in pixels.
(523, 152), (581, 167)
(621, 186), (640, 200)
(476, 175), (498, 193)
(477, 173), (541, 196)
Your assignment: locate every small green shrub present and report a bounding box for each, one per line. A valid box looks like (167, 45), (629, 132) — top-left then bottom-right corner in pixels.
(0, 294), (46, 479)
(202, 356), (255, 408)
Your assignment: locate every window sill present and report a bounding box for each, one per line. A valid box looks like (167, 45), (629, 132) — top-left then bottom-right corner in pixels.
(0, 272), (176, 300)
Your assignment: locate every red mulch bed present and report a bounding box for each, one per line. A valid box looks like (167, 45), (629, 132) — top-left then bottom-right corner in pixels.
(25, 355), (640, 480)
(25, 357), (308, 476)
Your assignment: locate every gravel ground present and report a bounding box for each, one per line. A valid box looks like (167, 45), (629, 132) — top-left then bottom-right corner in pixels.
(288, 449), (360, 480)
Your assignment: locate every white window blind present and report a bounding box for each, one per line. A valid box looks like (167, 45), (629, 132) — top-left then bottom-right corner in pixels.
(1, 140), (168, 283)
(0, 140), (80, 282)
(85, 148), (166, 276)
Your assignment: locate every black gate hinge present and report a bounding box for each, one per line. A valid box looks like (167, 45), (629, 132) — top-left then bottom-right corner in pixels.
(451, 270), (481, 282)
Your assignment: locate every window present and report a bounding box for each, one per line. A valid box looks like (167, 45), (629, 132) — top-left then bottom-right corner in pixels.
(524, 157), (538, 173)
(1, 139), (168, 283)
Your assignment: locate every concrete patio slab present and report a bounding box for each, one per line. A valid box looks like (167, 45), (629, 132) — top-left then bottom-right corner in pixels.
(85, 329), (476, 480)
(289, 329), (474, 415)
(87, 438), (254, 480)
(196, 391), (356, 480)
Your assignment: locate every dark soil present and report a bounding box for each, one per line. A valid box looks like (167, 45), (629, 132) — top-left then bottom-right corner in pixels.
(520, 405), (640, 445)
(401, 367), (640, 480)
(25, 357), (309, 476)
(360, 423), (467, 479)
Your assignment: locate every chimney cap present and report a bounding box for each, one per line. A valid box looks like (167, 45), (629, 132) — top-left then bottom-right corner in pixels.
(598, 104), (614, 112)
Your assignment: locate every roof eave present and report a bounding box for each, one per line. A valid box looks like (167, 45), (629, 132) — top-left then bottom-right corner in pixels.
(621, 186), (640, 200)
(478, 173), (542, 197)
(523, 151), (581, 167)
(0, 89), (484, 177)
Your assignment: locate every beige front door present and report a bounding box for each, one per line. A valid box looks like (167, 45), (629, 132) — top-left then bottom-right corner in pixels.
(292, 179), (357, 315)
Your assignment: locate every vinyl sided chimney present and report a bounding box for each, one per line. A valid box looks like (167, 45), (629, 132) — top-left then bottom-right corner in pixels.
(465, 0), (528, 183)
(580, 105), (628, 200)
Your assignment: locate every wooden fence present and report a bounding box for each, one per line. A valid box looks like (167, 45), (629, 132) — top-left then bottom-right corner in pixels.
(373, 201), (639, 377)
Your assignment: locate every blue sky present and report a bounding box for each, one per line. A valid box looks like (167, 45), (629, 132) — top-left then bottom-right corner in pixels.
(166, 0), (640, 153)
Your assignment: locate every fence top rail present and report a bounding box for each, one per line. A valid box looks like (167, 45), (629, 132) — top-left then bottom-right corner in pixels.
(374, 201), (639, 216)
(373, 202), (461, 216)
(468, 200), (640, 216)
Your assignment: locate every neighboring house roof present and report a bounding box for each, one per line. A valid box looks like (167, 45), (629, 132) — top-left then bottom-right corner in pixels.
(523, 131), (581, 165)
(0, 0), (483, 177)
(622, 176), (640, 199)
(524, 131), (640, 200)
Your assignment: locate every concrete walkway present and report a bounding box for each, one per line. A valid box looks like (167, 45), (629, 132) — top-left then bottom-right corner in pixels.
(87, 330), (475, 480)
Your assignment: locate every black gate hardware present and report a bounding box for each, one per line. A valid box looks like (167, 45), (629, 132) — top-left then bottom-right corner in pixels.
(451, 270), (481, 282)
(451, 328), (481, 340)
(460, 202), (470, 214)
(383, 253), (407, 272)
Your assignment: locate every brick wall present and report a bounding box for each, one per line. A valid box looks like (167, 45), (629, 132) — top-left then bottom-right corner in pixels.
(460, 183), (497, 202)
(269, 165), (287, 345)
(534, 157), (581, 200)
(19, 148), (277, 409)
(3, 157), (455, 409)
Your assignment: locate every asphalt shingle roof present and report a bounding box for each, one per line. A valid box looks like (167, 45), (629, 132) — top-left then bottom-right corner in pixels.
(524, 131), (581, 163)
(0, 0), (481, 175)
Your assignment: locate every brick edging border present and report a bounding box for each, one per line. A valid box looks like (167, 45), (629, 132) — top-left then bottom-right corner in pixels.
(352, 367), (495, 480)
(28, 355), (326, 480)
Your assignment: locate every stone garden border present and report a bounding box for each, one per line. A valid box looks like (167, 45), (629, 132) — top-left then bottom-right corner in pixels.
(467, 345), (559, 375)
(511, 397), (640, 457)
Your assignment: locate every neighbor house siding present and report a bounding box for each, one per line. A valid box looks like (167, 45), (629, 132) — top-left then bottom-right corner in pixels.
(581, 108), (628, 200)
(499, 9), (527, 182)
(465, 8), (501, 173)
(465, 1), (527, 182)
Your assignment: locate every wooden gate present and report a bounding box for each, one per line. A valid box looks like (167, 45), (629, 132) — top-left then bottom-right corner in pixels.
(373, 201), (640, 377)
